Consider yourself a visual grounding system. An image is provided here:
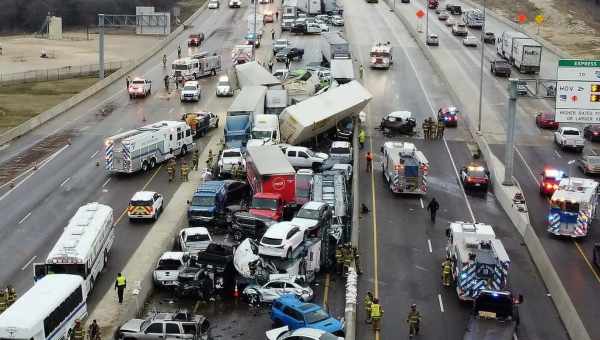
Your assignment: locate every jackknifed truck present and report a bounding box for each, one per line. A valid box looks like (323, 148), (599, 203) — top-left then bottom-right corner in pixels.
(279, 81), (372, 145)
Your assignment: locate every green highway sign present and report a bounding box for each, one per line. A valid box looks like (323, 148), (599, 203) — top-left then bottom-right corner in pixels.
(558, 59), (600, 68)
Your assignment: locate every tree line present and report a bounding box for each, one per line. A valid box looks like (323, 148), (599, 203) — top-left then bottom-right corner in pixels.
(0, 0), (178, 33)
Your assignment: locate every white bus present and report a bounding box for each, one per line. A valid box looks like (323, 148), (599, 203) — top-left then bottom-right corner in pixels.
(0, 274), (87, 340)
(34, 202), (115, 297)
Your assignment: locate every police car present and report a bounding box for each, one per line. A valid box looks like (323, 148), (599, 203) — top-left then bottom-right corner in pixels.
(539, 168), (564, 196)
(128, 191), (164, 221)
(438, 106), (459, 127)
(460, 163), (490, 190)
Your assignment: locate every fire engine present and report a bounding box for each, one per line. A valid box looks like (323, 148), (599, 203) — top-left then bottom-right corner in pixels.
(548, 177), (598, 237)
(369, 42), (393, 69)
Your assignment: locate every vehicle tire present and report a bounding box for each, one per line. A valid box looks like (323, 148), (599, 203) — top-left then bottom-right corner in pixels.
(149, 158), (156, 169)
(181, 145), (188, 156)
(142, 161), (149, 172)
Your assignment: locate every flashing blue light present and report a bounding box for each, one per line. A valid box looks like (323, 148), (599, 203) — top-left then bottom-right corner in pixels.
(492, 292), (499, 297)
(444, 117), (449, 121)
(460, 273), (467, 279)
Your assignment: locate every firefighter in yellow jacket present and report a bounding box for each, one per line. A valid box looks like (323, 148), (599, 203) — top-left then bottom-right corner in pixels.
(370, 298), (383, 331)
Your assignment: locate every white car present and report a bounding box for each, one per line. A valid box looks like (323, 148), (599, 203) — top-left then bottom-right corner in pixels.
(554, 126), (585, 152)
(452, 23), (468, 36)
(446, 17), (457, 26)
(216, 76), (234, 97)
(266, 327), (344, 340)
(208, 0), (220, 8)
(128, 191), (163, 221)
(283, 146), (329, 169)
(243, 277), (314, 302)
(306, 23), (322, 34)
(315, 19), (329, 32)
(128, 77), (152, 98)
(218, 148), (245, 175)
(329, 141), (353, 164)
(180, 80), (201, 102)
(331, 15), (344, 26)
(463, 35), (479, 47)
(228, 0), (241, 7)
(178, 227), (212, 253)
(291, 201), (332, 233)
(259, 222), (305, 258)
(153, 252), (189, 287)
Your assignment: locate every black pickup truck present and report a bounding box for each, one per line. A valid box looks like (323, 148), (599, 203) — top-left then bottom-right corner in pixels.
(464, 290), (523, 340)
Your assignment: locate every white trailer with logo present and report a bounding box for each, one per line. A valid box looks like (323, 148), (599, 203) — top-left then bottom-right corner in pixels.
(548, 177), (598, 237)
(446, 222), (510, 301)
(105, 121), (194, 174)
(511, 38), (542, 73)
(34, 203), (114, 297)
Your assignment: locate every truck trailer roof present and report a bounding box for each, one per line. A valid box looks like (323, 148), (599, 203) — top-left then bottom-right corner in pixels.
(247, 145), (295, 175)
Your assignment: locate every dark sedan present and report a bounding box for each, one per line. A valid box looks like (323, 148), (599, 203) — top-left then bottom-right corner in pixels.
(535, 112), (559, 129)
(290, 22), (307, 34)
(275, 47), (304, 62)
(483, 32), (495, 44)
(491, 59), (511, 77)
(583, 124), (600, 142)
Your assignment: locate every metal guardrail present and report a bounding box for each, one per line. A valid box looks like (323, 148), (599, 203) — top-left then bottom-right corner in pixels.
(0, 60), (135, 86)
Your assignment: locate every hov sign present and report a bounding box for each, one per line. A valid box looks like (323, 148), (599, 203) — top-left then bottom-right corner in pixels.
(556, 59), (600, 123)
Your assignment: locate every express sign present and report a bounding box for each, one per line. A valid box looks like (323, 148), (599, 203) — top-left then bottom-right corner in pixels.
(555, 59), (600, 123)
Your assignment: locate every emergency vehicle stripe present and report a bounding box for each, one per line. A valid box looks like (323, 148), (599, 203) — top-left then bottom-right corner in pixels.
(105, 142), (113, 170)
(547, 212), (561, 235)
(122, 144), (131, 162)
(575, 210), (590, 236)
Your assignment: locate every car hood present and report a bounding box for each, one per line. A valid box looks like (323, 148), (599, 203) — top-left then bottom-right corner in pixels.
(181, 90), (198, 95)
(217, 85), (231, 91)
(315, 152), (329, 160)
(120, 319), (145, 333)
(291, 217), (318, 230)
(221, 157), (243, 165)
(189, 206), (216, 213)
(266, 326), (290, 340)
(310, 317), (344, 334)
(234, 239), (261, 278)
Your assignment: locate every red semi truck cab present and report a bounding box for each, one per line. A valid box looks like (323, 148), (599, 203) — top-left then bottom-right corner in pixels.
(246, 145), (298, 221)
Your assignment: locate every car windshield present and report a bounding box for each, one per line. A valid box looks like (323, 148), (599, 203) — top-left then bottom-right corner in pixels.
(305, 149), (316, 157)
(218, 81), (229, 87)
(252, 131), (272, 139)
(304, 308), (331, 324)
(296, 208), (320, 219)
(587, 157), (600, 164)
(132, 80), (145, 85)
(330, 147), (350, 155)
(173, 64), (190, 70)
(223, 151), (240, 158)
(543, 113), (555, 120)
(261, 236), (283, 245)
(186, 233), (210, 242)
(495, 61), (509, 66)
(156, 259), (181, 270)
(468, 169), (486, 177)
(563, 129), (580, 136)
(252, 197), (278, 210)
(192, 196), (215, 206)
(183, 86), (196, 91)
(130, 200), (152, 206)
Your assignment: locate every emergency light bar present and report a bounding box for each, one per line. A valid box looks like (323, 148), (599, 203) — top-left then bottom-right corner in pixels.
(468, 166), (485, 172)
(544, 169), (564, 178)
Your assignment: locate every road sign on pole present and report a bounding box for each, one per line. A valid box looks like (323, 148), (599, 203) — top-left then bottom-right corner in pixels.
(555, 59), (600, 123)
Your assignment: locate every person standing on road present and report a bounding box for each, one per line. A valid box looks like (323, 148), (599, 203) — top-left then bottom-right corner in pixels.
(437, 119), (445, 139)
(358, 129), (366, 149)
(427, 197), (440, 223)
(359, 64), (364, 79)
(285, 57), (291, 70)
(181, 160), (189, 181)
(406, 304), (422, 338)
(114, 273), (126, 304)
(276, 11), (279, 21)
(88, 320), (100, 340)
(441, 257), (452, 287)
(177, 45), (182, 58)
(268, 58), (274, 73)
(126, 76), (130, 89)
(164, 75), (170, 92)
(370, 298), (383, 331)
(192, 149), (199, 171)
(366, 152), (373, 173)
(364, 292), (373, 324)
(271, 29), (275, 40)
(73, 320), (86, 340)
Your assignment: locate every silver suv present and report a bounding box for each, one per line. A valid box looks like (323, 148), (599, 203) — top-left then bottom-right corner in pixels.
(118, 311), (211, 340)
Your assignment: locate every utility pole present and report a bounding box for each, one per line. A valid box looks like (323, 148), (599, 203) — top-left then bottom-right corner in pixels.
(503, 79), (518, 186)
(253, 0), (257, 61)
(98, 14), (105, 79)
(477, 0), (486, 132)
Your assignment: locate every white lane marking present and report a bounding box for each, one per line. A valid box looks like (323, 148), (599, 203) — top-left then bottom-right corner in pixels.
(102, 178), (111, 187)
(514, 334), (519, 340)
(379, 9), (476, 223)
(515, 147), (540, 186)
(90, 150), (99, 159)
(0, 171), (35, 202)
(60, 177), (71, 187)
(0, 143), (69, 192)
(21, 255), (37, 271)
(415, 265), (428, 271)
(419, 197), (424, 209)
(438, 294), (445, 313)
(427, 239), (433, 253)
(18, 212), (32, 224)
(553, 150), (562, 158)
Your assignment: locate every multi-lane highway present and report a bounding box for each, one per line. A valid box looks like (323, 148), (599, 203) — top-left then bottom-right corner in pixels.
(0, 0), (596, 338)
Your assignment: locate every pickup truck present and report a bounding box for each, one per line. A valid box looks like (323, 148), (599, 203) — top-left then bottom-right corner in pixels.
(554, 126), (585, 152)
(463, 290), (522, 340)
(153, 252), (190, 288)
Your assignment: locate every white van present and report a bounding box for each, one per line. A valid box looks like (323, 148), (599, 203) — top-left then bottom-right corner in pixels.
(306, 23), (322, 34)
(248, 114), (280, 146)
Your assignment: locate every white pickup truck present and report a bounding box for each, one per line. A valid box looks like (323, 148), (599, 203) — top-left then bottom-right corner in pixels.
(152, 252), (189, 288)
(554, 127), (585, 153)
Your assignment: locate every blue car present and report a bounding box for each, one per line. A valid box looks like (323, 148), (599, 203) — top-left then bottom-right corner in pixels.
(271, 295), (345, 336)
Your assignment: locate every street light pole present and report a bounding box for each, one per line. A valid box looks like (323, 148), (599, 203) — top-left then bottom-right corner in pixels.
(98, 14), (105, 79)
(477, 0), (486, 132)
(503, 78), (518, 186)
(253, 0), (257, 61)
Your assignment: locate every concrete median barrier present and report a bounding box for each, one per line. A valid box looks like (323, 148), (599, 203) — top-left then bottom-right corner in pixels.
(0, 1), (208, 147)
(384, 1), (591, 339)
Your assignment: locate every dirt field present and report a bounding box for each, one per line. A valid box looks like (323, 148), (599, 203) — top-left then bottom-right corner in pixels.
(479, 0), (600, 58)
(0, 77), (98, 131)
